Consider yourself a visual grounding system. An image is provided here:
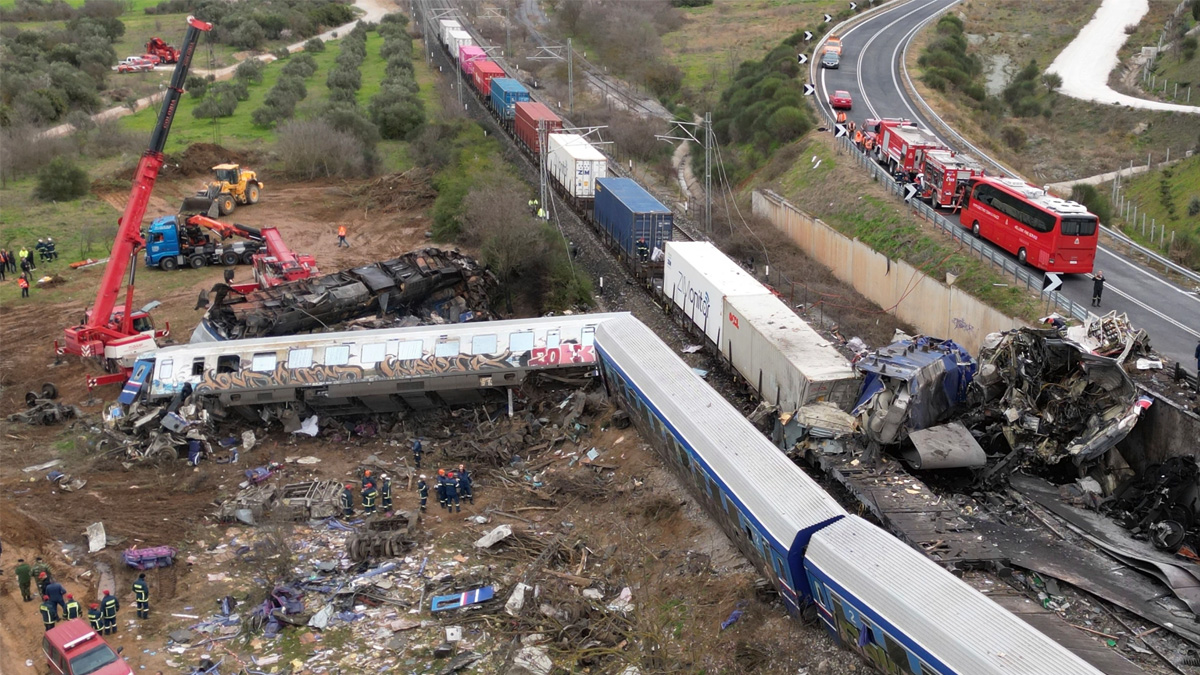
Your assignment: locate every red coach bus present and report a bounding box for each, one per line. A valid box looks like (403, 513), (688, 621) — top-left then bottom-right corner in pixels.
(960, 176), (1098, 273)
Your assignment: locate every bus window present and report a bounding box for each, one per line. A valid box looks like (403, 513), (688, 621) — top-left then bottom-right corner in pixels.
(325, 345), (350, 366)
(287, 348), (313, 369)
(251, 353), (277, 372)
(472, 334), (498, 355)
(396, 340), (423, 360)
(434, 340), (460, 358)
(1061, 217), (1097, 236)
(361, 343), (386, 364)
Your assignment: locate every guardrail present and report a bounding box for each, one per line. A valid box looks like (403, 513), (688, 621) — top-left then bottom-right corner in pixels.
(835, 135), (1090, 322)
(894, 2), (1200, 286)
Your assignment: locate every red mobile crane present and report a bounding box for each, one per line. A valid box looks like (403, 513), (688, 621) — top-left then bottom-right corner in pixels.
(145, 37), (181, 64)
(57, 16), (213, 388)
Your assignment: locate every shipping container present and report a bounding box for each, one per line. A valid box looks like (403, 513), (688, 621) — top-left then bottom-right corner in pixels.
(489, 78), (530, 120)
(438, 19), (461, 46)
(459, 45), (486, 75)
(471, 60), (507, 97)
(446, 30), (474, 60)
(514, 102), (563, 154)
(663, 242), (770, 346)
(547, 134), (606, 200)
(593, 177), (673, 262)
(721, 294), (860, 412)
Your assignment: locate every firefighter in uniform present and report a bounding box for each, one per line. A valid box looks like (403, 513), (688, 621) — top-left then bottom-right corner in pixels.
(436, 469), (448, 509)
(133, 573), (150, 619)
(64, 594), (82, 620)
(100, 589), (119, 634)
(361, 469), (374, 491)
(445, 472), (461, 513)
(636, 239), (649, 263)
(417, 475), (428, 512)
(88, 603), (103, 631)
(379, 474), (393, 512)
(457, 464), (474, 504)
(341, 483), (355, 517)
(362, 483), (378, 516)
(411, 438), (423, 469)
(40, 595), (56, 631)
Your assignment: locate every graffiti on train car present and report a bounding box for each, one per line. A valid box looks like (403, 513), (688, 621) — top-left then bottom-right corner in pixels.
(527, 343), (596, 366)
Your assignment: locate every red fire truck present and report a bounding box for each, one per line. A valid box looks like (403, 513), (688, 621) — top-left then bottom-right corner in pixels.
(918, 149), (986, 208)
(877, 123), (946, 178)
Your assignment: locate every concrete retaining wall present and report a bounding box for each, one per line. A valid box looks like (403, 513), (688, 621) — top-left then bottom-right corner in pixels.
(752, 189), (1024, 354)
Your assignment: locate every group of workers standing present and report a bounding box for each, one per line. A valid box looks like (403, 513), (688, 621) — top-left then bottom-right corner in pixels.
(16, 556), (149, 633)
(340, 439), (476, 518)
(1, 240), (57, 298)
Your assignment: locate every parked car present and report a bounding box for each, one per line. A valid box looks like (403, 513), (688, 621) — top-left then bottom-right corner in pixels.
(829, 89), (853, 110)
(43, 619), (132, 675)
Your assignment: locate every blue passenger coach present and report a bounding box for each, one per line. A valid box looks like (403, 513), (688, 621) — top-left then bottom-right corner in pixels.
(594, 316), (846, 612)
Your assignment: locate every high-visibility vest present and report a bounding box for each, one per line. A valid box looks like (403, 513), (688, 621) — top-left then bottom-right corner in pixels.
(337, 226), (347, 237)
(40, 604), (55, 625)
(65, 600), (82, 619)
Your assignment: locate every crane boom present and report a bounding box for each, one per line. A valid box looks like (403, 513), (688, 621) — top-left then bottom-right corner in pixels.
(60, 16), (212, 365)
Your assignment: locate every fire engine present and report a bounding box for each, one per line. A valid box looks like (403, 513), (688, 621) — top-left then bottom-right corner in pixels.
(918, 149), (986, 209)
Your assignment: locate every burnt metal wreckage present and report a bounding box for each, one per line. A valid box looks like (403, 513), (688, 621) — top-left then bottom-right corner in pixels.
(193, 248), (497, 341)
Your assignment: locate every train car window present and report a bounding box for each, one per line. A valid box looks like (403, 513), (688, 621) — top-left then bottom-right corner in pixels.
(546, 330), (561, 348)
(919, 663), (939, 675)
(884, 634), (916, 674)
(509, 331), (535, 354)
(434, 340), (460, 357)
(159, 359), (174, 379)
(251, 353), (277, 372)
(361, 343), (386, 364)
(471, 334), (498, 355)
(581, 326), (595, 346)
(191, 358), (205, 376)
(724, 494), (737, 517)
(396, 340), (423, 361)
(217, 355), (239, 373)
(287, 348), (314, 369)
(325, 345), (350, 366)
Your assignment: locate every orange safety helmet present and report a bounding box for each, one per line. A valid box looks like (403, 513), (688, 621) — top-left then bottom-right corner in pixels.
(438, 468), (446, 476)
(364, 470), (371, 476)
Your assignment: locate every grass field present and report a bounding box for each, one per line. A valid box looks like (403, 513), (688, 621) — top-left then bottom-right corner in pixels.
(1112, 154), (1200, 257)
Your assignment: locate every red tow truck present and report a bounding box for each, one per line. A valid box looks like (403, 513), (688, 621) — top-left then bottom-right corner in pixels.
(918, 149), (986, 209)
(145, 37), (180, 64)
(56, 16), (213, 389)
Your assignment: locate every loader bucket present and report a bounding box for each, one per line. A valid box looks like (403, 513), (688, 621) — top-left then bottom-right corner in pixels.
(179, 196), (221, 218)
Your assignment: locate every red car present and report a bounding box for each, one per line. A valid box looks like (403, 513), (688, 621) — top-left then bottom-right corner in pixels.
(43, 619), (132, 675)
(829, 89), (853, 110)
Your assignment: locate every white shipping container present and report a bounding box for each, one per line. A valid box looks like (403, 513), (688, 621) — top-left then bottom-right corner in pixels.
(439, 19), (462, 46)
(547, 134), (607, 199)
(447, 30), (474, 59)
(663, 242), (769, 346)
(721, 294), (860, 412)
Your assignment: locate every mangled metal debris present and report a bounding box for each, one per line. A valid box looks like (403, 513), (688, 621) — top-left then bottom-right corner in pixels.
(968, 327), (1147, 471)
(193, 248), (497, 341)
(346, 513), (418, 561)
(9, 383), (80, 426)
(1063, 311), (1152, 363)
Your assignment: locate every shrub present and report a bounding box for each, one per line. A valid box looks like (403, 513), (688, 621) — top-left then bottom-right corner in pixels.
(276, 119), (366, 178)
(1000, 125), (1026, 150)
(281, 53), (318, 78)
(369, 83), (425, 140)
(193, 84), (239, 119)
(1069, 184), (1111, 224)
(327, 64), (362, 91)
(765, 106), (809, 141)
(35, 156), (89, 201)
(273, 46), (290, 60)
(1189, 196), (1200, 217)
(273, 75), (308, 100)
(251, 102), (290, 127)
(235, 58), (265, 83)
(186, 74), (211, 98)
(231, 20), (266, 50)
(1042, 72), (1062, 94)
(319, 102), (380, 148)
(303, 36), (326, 52)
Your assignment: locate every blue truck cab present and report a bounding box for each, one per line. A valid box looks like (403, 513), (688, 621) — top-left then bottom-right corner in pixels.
(144, 216), (187, 269)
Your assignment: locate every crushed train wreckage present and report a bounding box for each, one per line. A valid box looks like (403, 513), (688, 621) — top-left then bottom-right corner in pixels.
(193, 248), (497, 341)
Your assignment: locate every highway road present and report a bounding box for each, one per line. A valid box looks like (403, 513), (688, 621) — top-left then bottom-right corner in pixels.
(813, 0), (1200, 368)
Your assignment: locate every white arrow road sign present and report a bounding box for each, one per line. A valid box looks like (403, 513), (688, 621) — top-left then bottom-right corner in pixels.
(850, 2), (857, 9)
(797, 53), (808, 64)
(804, 31), (813, 41)
(1043, 272), (1063, 293)
(824, 13), (832, 22)
(803, 83), (816, 96)
(904, 184), (918, 202)
(835, 124), (848, 138)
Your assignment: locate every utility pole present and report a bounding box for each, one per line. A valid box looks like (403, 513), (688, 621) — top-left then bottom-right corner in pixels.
(539, 119), (549, 219)
(529, 42), (573, 116)
(656, 113), (713, 234)
(568, 38), (574, 116)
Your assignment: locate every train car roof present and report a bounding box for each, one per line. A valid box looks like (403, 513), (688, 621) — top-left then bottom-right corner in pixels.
(595, 316), (846, 544)
(165, 313), (629, 359)
(595, 177), (671, 214)
(807, 516), (1103, 675)
(724, 294), (858, 384)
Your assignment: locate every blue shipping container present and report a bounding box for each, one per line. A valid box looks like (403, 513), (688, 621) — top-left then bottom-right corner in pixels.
(593, 177), (673, 261)
(489, 78), (531, 120)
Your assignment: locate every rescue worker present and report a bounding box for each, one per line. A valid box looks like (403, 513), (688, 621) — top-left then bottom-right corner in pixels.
(187, 437), (204, 467)
(636, 238), (649, 263)
(40, 595), (56, 631)
(1092, 271), (1105, 307)
(0, 249), (6, 281)
(64, 593), (82, 620)
(133, 573), (150, 619)
(411, 438), (423, 469)
(45, 237), (57, 261)
(18, 276), (29, 298)
(24, 245), (35, 270)
(445, 471), (461, 513)
(14, 558), (32, 602)
(362, 482), (378, 516)
(537, 206), (546, 220)
(341, 483), (356, 517)
(417, 475), (428, 512)
(88, 603), (104, 632)
(853, 128), (863, 146)
(18, 246), (30, 271)
(1044, 315), (1067, 332)
(436, 468), (448, 509)
(379, 474), (393, 512)
(457, 464), (474, 504)
(337, 224), (349, 247)
(362, 469), (374, 491)
(835, 110), (847, 124)
(45, 578), (66, 619)
(36, 239), (47, 262)
(32, 558), (51, 594)
(100, 589), (119, 634)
